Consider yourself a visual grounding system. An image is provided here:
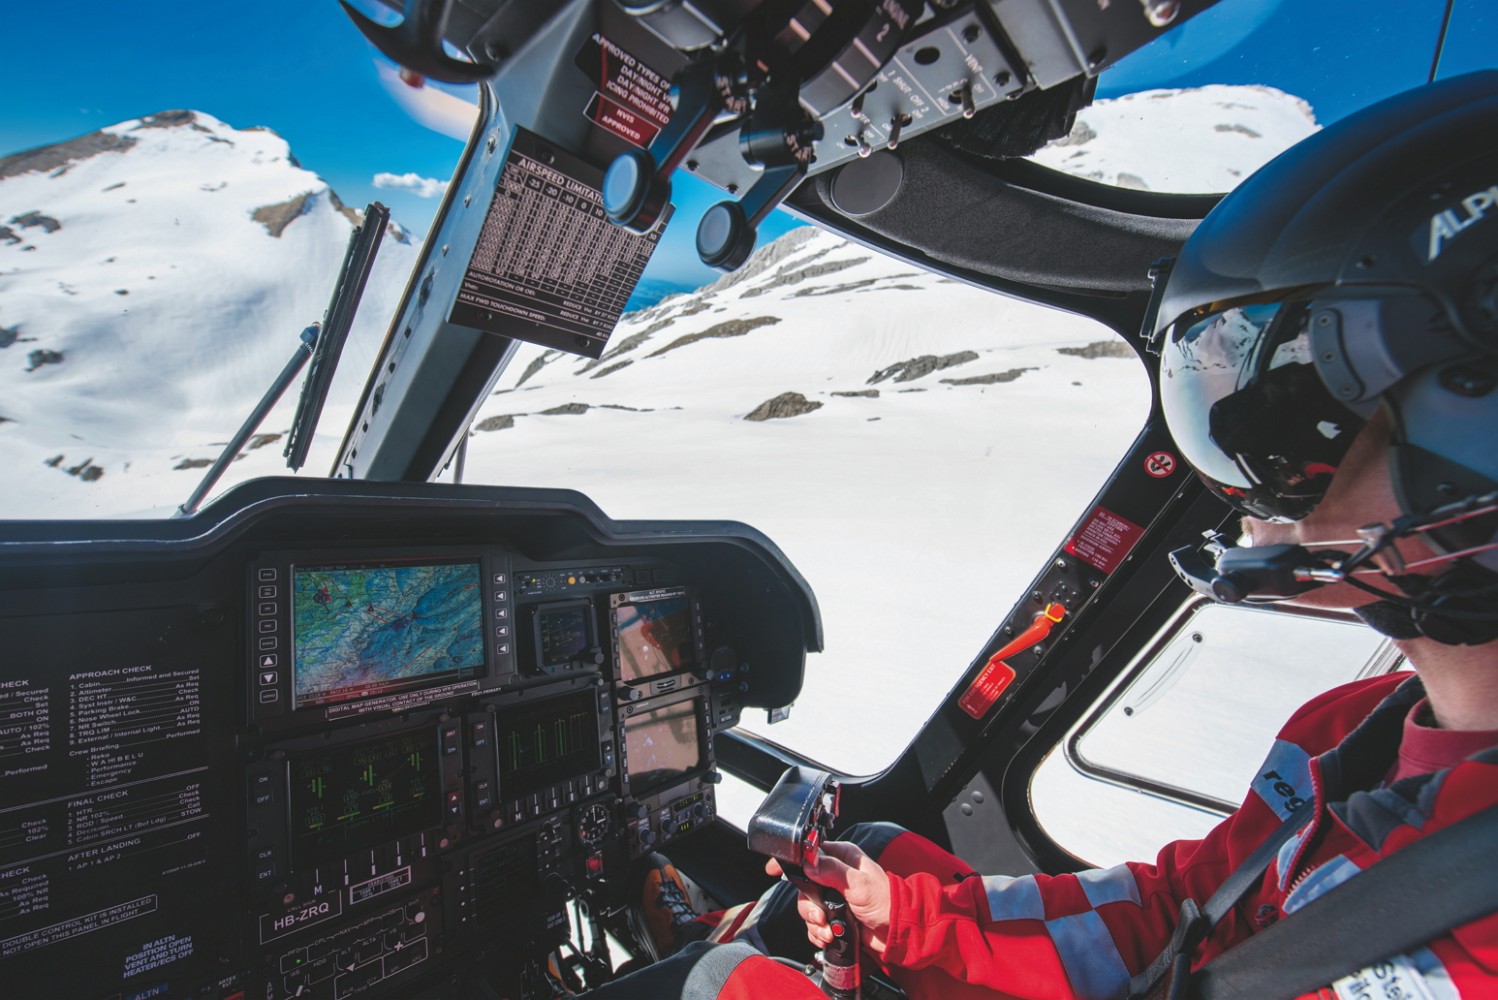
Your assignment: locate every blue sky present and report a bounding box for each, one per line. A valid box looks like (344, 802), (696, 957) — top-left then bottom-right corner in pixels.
(2, 0), (1490, 299)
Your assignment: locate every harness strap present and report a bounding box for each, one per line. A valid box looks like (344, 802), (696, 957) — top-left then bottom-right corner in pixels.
(1188, 802), (1498, 999)
(1127, 808), (1307, 1000)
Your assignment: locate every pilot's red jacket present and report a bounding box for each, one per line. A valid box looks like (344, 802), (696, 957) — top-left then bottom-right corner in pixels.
(599, 674), (1498, 999)
(863, 672), (1498, 1000)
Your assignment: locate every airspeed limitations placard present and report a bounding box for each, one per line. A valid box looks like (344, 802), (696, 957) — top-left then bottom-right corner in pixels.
(450, 127), (668, 359)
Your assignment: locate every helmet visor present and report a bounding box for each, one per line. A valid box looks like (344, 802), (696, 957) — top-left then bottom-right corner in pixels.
(1159, 301), (1368, 522)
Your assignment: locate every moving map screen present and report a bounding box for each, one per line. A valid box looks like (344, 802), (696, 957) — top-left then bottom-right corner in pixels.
(624, 700), (703, 795)
(289, 728), (441, 863)
(615, 594), (693, 683)
(292, 560), (485, 708)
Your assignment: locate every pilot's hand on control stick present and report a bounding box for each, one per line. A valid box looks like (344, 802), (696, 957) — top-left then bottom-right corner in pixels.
(766, 841), (891, 959)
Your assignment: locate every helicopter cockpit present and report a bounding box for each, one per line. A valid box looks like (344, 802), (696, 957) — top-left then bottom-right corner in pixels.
(0, 1), (1489, 998)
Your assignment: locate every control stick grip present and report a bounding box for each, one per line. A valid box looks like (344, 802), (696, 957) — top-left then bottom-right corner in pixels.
(819, 887), (862, 999)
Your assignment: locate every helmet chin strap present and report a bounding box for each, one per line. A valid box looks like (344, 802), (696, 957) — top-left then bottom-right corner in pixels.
(1353, 568), (1498, 646)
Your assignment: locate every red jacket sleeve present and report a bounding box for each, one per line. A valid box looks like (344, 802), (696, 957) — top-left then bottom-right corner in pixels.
(878, 673), (1412, 1000)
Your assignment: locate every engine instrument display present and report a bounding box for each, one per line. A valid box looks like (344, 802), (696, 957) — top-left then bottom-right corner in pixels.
(496, 689), (603, 798)
(614, 590), (694, 683)
(623, 699), (703, 795)
(292, 560), (485, 708)
(289, 728), (442, 864)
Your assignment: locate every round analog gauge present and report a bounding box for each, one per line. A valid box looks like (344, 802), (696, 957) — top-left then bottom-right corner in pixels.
(577, 801), (612, 846)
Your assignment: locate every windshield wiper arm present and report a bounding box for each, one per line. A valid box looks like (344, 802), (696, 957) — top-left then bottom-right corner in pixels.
(284, 202), (389, 471)
(176, 323), (320, 517)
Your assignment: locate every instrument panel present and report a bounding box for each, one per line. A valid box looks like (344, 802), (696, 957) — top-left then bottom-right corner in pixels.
(0, 478), (818, 1000)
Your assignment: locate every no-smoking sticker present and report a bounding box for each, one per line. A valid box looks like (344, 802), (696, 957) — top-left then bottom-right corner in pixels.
(1145, 451), (1177, 478)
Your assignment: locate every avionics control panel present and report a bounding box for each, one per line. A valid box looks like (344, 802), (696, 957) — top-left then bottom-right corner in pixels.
(240, 548), (734, 1000)
(0, 481), (817, 1000)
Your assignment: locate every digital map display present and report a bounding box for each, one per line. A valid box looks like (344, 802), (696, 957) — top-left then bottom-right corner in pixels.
(293, 561), (484, 707)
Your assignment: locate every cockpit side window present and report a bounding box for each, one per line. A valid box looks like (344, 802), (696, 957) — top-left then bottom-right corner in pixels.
(1032, 601), (1402, 866)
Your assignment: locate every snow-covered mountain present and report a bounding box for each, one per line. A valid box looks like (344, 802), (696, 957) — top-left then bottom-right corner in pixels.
(1032, 84), (1318, 191)
(0, 110), (419, 515)
(0, 89), (1316, 520)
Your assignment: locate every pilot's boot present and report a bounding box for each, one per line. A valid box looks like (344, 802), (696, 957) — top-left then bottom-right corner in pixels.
(631, 853), (711, 961)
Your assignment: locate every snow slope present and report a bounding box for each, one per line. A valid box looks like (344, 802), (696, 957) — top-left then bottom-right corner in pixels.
(0, 110), (419, 516)
(459, 225), (1152, 778)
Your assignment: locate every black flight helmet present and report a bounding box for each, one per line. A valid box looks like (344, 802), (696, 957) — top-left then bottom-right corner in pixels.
(1154, 71), (1498, 583)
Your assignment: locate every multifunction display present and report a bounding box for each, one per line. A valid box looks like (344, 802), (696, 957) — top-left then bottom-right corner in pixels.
(537, 600), (593, 669)
(289, 729), (442, 864)
(292, 560), (485, 708)
(613, 589), (695, 684)
(623, 699), (703, 795)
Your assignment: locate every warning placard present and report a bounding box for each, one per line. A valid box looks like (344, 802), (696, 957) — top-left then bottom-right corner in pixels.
(1064, 506), (1145, 575)
(575, 33), (673, 148)
(958, 659), (1016, 720)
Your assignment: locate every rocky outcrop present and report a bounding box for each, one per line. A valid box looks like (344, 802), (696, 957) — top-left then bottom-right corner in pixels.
(0, 131), (138, 180)
(474, 415), (515, 432)
(45, 454), (104, 481)
(25, 349), (64, 372)
(514, 352), (555, 388)
(1057, 340), (1134, 359)
(648, 316), (780, 358)
(9, 211), (62, 233)
(133, 110), (200, 130)
(697, 227), (817, 297)
(941, 367), (1034, 385)
(741, 255), (870, 299)
(745, 392), (822, 421)
(868, 351), (978, 384)
(252, 192), (317, 238)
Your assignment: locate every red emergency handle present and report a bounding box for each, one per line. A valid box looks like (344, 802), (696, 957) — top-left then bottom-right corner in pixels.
(984, 602), (1066, 667)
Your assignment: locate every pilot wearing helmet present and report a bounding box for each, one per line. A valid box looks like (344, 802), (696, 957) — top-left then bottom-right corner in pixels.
(591, 70), (1498, 1000)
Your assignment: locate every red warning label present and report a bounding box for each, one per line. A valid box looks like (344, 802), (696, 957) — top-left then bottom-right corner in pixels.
(585, 92), (662, 148)
(576, 33), (672, 146)
(958, 658), (1017, 720)
(1064, 506), (1145, 575)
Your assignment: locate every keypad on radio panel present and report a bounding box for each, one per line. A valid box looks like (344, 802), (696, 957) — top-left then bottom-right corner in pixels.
(273, 898), (432, 1000)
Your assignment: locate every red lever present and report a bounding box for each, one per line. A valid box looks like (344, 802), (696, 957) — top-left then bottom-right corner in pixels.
(958, 603), (1066, 720)
(985, 602), (1066, 666)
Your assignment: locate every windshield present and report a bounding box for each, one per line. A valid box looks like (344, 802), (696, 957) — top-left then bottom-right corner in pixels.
(1, 1), (1493, 773)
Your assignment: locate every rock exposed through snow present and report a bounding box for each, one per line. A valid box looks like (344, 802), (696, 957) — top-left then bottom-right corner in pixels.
(744, 391), (822, 421)
(868, 351), (979, 385)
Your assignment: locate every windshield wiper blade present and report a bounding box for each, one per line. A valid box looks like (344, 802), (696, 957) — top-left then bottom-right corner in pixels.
(284, 201), (390, 471)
